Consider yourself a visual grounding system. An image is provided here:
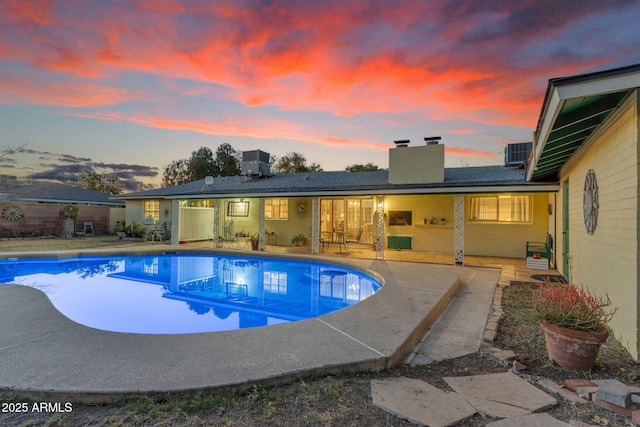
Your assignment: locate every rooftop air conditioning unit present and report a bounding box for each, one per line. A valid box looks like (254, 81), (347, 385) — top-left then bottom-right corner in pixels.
(241, 150), (271, 178)
(505, 142), (532, 167)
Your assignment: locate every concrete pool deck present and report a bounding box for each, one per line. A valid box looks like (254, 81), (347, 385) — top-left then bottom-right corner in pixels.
(0, 247), (501, 403)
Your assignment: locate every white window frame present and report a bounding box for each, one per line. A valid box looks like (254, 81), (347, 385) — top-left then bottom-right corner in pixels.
(469, 194), (532, 223)
(265, 198), (288, 220)
(263, 271), (287, 293)
(144, 200), (160, 222)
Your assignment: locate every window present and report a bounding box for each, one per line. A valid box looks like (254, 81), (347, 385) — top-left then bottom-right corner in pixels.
(144, 200), (160, 222)
(265, 198), (288, 219)
(469, 195), (531, 223)
(264, 271), (287, 293)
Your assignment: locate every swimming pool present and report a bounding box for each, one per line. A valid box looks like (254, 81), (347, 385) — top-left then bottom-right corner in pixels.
(0, 253), (381, 334)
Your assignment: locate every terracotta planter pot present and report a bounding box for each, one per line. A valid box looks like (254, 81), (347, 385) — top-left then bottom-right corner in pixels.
(540, 319), (608, 371)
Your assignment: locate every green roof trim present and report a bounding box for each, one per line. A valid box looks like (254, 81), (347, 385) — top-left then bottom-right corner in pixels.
(531, 90), (631, 180)
(529, 63), (640, 182)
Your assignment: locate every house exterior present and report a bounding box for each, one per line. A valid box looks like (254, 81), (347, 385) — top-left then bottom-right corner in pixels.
(118, 63), (640, 359)
(0, 176), (125, 236)
(117, 145), (556, 263)
(528, 63), (640, 360)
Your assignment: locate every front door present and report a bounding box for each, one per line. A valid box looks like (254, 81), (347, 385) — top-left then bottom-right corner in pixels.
(562, 179), (570, 281)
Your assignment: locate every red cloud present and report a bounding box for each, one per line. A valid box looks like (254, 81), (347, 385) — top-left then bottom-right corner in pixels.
(0, 0), (53, 26)
(445, 147), (495, 158)
(0, 77), (143, 108)
(0, 1), (636, 136)
(66, 110), (388, 152)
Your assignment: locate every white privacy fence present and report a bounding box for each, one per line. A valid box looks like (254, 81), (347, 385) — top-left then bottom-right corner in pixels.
(179, 207), (215, 242)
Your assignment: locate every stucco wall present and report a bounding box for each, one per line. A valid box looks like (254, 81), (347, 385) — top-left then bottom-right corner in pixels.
(384, 193), (549, 258)
(264, 197), (312, 247)
(464, 193), (550, 259)
(384, 194), (454, 252)
(388, 144), (445, 184)
(215, 197), (313, 246)
(557, 91), (639, 359)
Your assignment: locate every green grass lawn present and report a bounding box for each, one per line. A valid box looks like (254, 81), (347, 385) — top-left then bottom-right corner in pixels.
(0, 235), (167, 253)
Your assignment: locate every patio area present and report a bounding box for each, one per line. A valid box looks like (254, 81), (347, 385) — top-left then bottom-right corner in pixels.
(185, 240), (557, 286)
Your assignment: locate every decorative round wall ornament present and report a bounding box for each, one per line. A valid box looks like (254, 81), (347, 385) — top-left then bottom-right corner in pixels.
(583, 169), (598, 234)
(2, 206), (23, 221)
(298, 203), (306, 213)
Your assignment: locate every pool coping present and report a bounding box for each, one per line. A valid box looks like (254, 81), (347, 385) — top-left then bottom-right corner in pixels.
(0, 247), (466, 403)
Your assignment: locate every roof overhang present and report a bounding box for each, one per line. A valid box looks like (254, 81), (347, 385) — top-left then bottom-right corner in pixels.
(528, 64), (640, 181)
(124, 183), (559, 200)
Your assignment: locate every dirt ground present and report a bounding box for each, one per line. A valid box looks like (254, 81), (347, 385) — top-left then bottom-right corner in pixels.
(1, 272), (639, 426)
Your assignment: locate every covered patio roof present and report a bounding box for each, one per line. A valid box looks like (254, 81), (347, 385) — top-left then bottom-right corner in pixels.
(528, 63), (640, 181)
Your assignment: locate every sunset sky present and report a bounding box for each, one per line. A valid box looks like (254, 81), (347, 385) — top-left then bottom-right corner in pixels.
(1, 1), (639, 191)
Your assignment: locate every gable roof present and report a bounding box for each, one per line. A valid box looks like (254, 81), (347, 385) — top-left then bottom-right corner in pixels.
(118, 166), (556, 200)
(0, 183), (125, 206)
(529, 63), (640, 181)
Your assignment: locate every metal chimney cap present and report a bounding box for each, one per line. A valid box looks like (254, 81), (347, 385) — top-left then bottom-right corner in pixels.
(393, 139), (411, 147)
(424, 136), (442, 145)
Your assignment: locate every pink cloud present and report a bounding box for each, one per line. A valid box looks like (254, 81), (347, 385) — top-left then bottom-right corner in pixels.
(445, 147), (495, 158)
(0, 0), (53, 26)
(66, 110), (388, 152)
(0, 1), (637, 136)
(0, 77), (143, 108)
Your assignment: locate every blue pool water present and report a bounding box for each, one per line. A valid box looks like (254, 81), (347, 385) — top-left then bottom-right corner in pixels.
(0, 253), (381, 334)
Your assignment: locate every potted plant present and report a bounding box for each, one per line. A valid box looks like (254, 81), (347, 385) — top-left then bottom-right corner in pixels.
(530, 282), (616, 371)
(291, 233), (307, 247)
(249, 232), (259, 251)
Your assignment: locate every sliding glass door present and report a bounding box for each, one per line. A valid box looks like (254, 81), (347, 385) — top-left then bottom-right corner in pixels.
(320, 198), (373, 242)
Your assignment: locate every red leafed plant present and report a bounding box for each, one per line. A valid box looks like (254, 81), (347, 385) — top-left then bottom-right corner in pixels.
(530, 282), (616, 333)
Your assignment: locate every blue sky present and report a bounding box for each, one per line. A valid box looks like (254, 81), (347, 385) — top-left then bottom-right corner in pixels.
(1, 1), (639, 191)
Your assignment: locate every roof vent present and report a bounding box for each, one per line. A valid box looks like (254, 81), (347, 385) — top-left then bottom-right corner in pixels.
(393, 139), (411, 148)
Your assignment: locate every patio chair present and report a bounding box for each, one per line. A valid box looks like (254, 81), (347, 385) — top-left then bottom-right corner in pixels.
(346, 228), (363, 244)
(221, 220), (238, 248)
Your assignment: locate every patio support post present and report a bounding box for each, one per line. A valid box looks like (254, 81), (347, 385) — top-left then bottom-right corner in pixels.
(170, 199), (179, 245)
(258, 198), (265, 250)
(454, 194), (464, 265)
(311, 197), (320, 254)
(212, 199), (219, 248)
(375, 195), (385, 259)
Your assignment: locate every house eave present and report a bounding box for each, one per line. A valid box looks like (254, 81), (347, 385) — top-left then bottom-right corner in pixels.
(528, 64), (640, 181)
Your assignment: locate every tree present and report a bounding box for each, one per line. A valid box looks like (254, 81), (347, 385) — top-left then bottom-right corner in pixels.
(345, 163), (381, 172)
(187, 146), (216, 181)
(75, 169), (124, 195)
(212, 143), (241, 177)
(0, 143), (27, 160)
(162, 159), (190, 187)
(273, 152), (322, 174)
(162, 144), (243, 187)
(59, 205), (80, 238)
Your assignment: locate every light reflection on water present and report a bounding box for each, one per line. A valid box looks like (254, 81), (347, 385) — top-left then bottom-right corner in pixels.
(0, 254), (381, 334)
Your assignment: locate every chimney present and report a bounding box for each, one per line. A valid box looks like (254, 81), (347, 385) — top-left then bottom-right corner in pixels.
(388, 137), (444, 184)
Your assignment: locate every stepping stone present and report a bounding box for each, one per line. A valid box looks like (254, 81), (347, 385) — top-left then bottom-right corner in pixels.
(444, 372), (557, 418)
(486, 413), (571, 426)
(371, 377), (476, 427)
